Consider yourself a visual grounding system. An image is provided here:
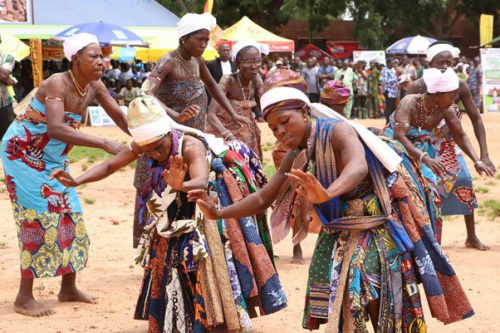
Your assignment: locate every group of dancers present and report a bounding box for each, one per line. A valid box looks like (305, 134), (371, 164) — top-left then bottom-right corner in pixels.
(1, 11), (495, 333)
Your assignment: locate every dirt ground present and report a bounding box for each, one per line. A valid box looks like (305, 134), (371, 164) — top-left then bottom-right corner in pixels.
(0, 115), (499, 333)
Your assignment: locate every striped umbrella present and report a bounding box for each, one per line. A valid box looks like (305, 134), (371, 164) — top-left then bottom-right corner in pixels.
(386, 35), (436, 55)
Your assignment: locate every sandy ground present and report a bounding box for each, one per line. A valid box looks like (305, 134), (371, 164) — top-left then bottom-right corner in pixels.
(0, 115), (499, 333)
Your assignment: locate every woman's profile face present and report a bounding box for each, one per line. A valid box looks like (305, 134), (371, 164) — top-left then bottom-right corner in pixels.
(237, 47), (261, 80)
(437, 90), (459, 110)
(266, 108), (309, 149)
(183, 30), (210, 58)
(75, 44), (104, 80)
(140, 134), (172, 162)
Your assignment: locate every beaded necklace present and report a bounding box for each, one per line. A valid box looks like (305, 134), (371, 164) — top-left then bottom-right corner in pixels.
(417, 94), (435, 131)
(172, 50), (196, 78)
(236, 72), (251, 101)
(68, 70), (88, 97)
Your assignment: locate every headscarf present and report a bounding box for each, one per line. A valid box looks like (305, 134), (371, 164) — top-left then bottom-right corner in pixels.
(232, 38), (269, 61)
(422, 68), (459, 94)
(177, 12), (216, 38)
(260, 69), (309, 118)
(426, 43), (460, 62)
(128, 95), (228, 154)
(259, 70), (402, 172)
(320, 80), (351, 106)
(63, 33), (99, 60)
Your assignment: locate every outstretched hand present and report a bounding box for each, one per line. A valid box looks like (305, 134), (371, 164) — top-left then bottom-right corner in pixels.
(187, 189), (220, 219)
(49, 169), (78, 187)
(178, 105), (200, 123)
(288, 169), (330, 204)
(163, 155), (188, 191)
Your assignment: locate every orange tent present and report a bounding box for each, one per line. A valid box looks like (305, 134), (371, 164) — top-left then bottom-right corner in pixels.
(223, 16), (294, 52)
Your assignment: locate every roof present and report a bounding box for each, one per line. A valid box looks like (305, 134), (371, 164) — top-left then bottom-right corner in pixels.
(0, 0), (179, 39)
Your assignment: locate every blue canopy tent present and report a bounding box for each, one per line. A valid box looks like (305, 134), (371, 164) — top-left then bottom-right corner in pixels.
(0, 0), (180, 39)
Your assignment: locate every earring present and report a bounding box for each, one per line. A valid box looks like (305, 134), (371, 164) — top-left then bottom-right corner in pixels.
(303, 116), (308, 122)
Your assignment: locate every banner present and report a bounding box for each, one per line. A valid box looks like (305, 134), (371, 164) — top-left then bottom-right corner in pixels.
(480, 48), (500, 113)
(29, 39), (43, 87)
(480, 14), (494, 47)
(87, 106), (128, 126)
(326, 41), (360, 59)
(352, 50), (386, 66)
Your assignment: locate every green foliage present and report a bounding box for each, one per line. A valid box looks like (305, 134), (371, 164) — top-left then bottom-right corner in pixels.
(483, 199), (500, 220)
(68, 146), (111, 164)
(84, 198), (96, 205)
(262, 158), (277, 179)
(475, 186), (489, 194)
(261, 142), (274, 152)
(485, 181), (496, 186)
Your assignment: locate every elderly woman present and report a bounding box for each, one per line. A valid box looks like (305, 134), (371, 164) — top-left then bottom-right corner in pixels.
(0, 33), (129, 317)
(51, 95), (286, 333)
(206, 39), (268, 160)
(385, 67), (495, 242)
(189, 69), (474, 332)
(133, 12), (251, 248)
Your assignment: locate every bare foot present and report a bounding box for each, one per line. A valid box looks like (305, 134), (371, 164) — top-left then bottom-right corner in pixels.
(14, 298), (56, 317)
(465, 237), (490, 251)
(291, 257), (306, 265)
(58, 289), (98, 304)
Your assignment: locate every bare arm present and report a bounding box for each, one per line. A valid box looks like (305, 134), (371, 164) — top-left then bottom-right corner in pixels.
(175, 137), (210, 192)
(188, 149), (295, 218)
(0, 66), (15, 85)
(95, 80), (130, 135)
(141, 55), (184, 121)
(198, 58), (251, 126)
(50, 144), (139, 187)
(44, 77), (124, 155)
(206, 76), (232, 137)
(288, 122), (368, 203)
(458, 79), (492, 167)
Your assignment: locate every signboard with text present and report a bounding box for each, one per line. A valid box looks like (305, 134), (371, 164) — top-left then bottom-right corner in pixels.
(87, 106), (127, 126)
(480, 48), (500, 114)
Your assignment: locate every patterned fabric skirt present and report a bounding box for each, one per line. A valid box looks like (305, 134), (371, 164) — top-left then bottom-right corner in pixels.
(302, 167), (473, 332)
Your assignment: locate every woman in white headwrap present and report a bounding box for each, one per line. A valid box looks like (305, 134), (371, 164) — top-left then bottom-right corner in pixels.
(51, 95), (287, 333)
(134, 12), (251, 247)
(385, 67), (495, 243)
(189, 69), (475, 332)
(406, 41), (495, 251)
(205, 39), (269, 160)
(0, 33), (130, 317)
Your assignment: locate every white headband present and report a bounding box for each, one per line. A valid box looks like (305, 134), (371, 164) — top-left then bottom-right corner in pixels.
(177, 12), (216, 38)
(232, 39), (269, 61)
(129, 116), (172, 146)
(423, 68), (459, 94)
(63, 33), (100, 60)
(426, 43), (460, 62)
(260, 87), (310, 112)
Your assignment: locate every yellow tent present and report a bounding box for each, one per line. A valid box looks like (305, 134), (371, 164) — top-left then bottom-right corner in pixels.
(110, 30), (218, 62)
(223, 16), (294, 52)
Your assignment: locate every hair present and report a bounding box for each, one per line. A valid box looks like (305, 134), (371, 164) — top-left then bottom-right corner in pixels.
(235, 45), (260, 65)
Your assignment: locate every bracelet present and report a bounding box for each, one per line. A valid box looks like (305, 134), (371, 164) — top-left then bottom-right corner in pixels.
(474, 160), (484, 166)
(221, 130), (231, 137)
(418, 152), (428, 163)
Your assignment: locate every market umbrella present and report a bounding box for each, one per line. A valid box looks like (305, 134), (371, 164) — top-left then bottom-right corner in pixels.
(51, 21), (147, 47)
(0, 30), (30, 60)
(386, 35), (436, 55)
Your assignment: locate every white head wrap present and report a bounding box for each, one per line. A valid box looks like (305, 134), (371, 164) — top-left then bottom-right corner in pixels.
(422, 68), (459, 94)
(63, 33), (100, 60)
(260, 87), (310, 112)
(128, 96), (228, 154)
(426, 43), (460, 62)
(232, 39), (270, 61)
(260, 87), (402, 172)
(177, 12), (216, 38)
